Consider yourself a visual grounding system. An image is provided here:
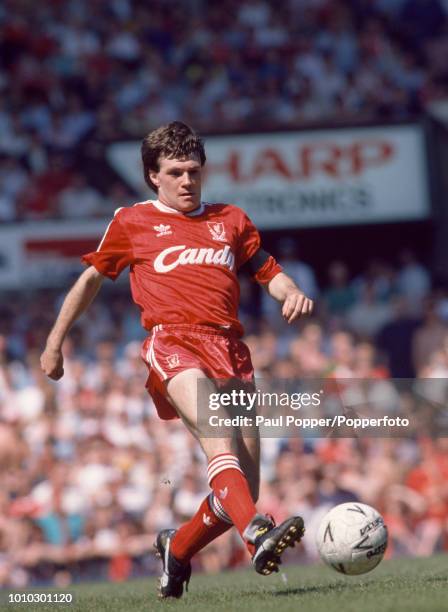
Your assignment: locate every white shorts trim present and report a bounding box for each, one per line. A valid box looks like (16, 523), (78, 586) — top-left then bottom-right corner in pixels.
(146, 329), (168, 381)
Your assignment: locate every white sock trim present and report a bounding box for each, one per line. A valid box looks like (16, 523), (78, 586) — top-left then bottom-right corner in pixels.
(207, 454), (243, 485)
(208, 493), (232, 524)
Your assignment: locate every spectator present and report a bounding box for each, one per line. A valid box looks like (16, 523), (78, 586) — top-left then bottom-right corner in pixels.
(396, 250), (431, 316)
(1, 0), (446, 222)
(412, 298), (448, 374)
(377, 296), (421, 377)
(323, 261), (356, 319)
(346, 282), (393, 338)
(57, 175), (104, 218)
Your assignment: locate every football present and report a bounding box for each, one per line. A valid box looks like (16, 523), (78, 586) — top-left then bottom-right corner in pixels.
(316, 502), (388, 575)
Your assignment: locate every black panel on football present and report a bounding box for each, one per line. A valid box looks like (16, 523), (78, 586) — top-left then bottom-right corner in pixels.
(323, 523), (334, 543)
(347, 505), (367, 516)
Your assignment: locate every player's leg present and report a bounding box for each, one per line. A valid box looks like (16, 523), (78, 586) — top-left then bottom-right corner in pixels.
(161, 377), (261, 574)
(156, 369), (258, 594)
(166, 367), (236, 457)
(167, 386), (261, 566)
(155, 368), (304, 598)
(154, 368), (236, 598)
(234, 430), (304, 575)
(168, 369), (304, 570)
(166, 370), (234, 565)
(168, 369), (260, 540)
(236, 421), (260, 503)
(233, 428), (259, 559)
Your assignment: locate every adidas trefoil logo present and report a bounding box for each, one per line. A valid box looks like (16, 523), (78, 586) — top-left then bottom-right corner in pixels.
(154, 224), (172, 237)
(203, 513), (213, 527)
(219, 487), (228, 500)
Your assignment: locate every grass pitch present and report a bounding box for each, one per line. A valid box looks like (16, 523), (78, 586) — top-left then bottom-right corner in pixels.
(4, 554), (447, 612)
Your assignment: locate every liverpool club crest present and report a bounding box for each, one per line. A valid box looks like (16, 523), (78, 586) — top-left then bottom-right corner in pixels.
(207, 221), (226, 242)
(167, 353), (180, 369)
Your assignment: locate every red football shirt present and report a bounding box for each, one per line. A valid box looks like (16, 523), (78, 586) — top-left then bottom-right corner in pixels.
(82, 200), (282, 337)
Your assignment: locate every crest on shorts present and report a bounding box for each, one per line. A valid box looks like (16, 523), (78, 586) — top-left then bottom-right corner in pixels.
(207, 221), (226, 242)
(166, 353), (180, 369)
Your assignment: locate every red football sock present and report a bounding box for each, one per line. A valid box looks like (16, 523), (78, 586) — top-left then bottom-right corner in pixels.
(171, 494), (232, 563)
(207, 453), (257, 554)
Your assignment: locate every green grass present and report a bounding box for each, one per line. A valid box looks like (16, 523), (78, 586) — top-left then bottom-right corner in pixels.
(3, 555), (447, 612)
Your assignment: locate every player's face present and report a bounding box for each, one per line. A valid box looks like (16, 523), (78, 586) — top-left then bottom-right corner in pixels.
(150, 155), (202, 212)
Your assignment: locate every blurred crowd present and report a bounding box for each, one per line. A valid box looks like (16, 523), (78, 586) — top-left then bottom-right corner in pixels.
(2, 0), (448, 221)
(1, 251), (448, 587)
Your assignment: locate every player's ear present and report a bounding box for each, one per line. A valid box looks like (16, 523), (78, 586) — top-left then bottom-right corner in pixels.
(149, 170), (160, 188)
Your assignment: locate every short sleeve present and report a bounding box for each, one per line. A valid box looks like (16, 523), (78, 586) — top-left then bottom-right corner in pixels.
(81, 210), (134, 280)
(236, 210), (282, 284)
(236, 211), (261, 267)
(253, 255), (282, 285)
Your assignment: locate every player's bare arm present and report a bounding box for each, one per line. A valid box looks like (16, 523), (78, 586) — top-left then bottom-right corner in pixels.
(266, 271), (314, 323)
(40, 266), (104, 380)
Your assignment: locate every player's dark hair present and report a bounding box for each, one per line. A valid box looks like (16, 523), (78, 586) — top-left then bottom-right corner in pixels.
(141, 121), (206, 192)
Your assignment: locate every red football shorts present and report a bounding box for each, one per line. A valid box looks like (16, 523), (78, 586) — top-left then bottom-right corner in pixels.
(141, 324), (255, 420)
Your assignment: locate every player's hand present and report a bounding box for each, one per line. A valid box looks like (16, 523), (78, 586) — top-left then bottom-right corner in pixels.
(282, 290), (314, 323)
(40, 346), (64, 380)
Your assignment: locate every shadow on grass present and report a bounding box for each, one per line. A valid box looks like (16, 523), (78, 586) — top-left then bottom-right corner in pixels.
(191, 581), (355, 600)
(420, 574), (448, 584)
(273, 582), (354, 598)
(274, 571), (447, 597)
(166, 568), (448, 604)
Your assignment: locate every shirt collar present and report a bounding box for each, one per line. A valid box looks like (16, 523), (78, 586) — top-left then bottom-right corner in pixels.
(150, 199), (205, 216)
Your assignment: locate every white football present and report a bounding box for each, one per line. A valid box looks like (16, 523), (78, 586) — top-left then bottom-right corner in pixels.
(316, 502), (388, 575)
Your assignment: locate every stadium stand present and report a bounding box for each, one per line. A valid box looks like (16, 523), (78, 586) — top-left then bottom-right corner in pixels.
(1, 0), (448, 220)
